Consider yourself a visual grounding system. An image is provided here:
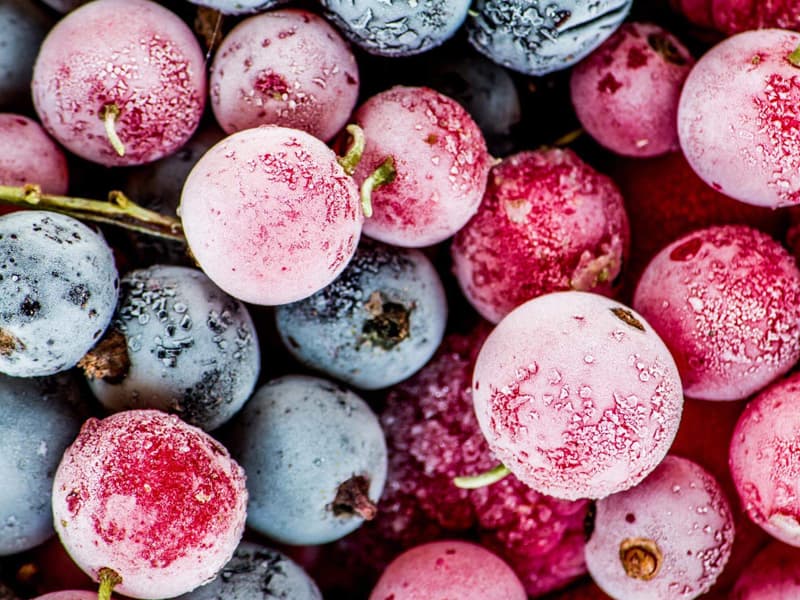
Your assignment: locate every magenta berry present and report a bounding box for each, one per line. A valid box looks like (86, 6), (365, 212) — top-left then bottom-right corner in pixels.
(352, 86), (491, 247)
(731, 541), (800, 599)
(672, 0), (800, 34)
(451, 148), (629, 324)
(586, 455), (734, 599)
(33, 594), (103, 600)
(570, 22), (694, 158)
(0, 114), (68, 194)
(634, 225), (800, 401)
(472, 291), (683, 500)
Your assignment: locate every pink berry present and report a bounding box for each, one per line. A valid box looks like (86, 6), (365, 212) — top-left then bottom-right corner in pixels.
(473, 291), (683, 500)
(570, 23), (694, 157)
(368, 540), (527, 600)
(210, 9), (359, 141)
(352, 86), (491, 247)
(52, 410), (247, 599)
(0, 114), (68, 194)
(670, 0), (715, 28)
(732, 541), (800, 599)
(672, 0), (800, 34)
(32, 0), (206, 167)
(585, 455), (734, 599)
(451, 148), (629, 324)
(633, 225), (800, 401)
(729, 372), (800, 547)
(677, 29), (800, 207)
(179, 125), (361, 305)
(33, 594), (103, 600)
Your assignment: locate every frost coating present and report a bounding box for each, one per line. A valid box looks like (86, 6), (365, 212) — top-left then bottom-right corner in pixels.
(731, 541), (800, 599)
(468, 0), (633, 76)
(186, 0), (289, 15)
(320, 0), (471, 57)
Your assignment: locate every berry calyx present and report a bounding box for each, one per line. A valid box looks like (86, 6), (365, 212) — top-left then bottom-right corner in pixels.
(97, 567), (122, 600)
(789, 43), (800, 67)
(619, 538), (662, 581)
(332, 475), (378, 521)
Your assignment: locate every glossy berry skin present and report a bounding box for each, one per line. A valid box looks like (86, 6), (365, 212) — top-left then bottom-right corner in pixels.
(186, 0), (288, 14)
(473, 291), (683, 501)
(452, 148), (629, 324)
(0, 211), (118, 377)
(210, 9), (359, 142)
(52, 410), (248, 600)
(86, 266), (260, 431)
(468, 0), (633, 76)
(319, 0), (471, 57)
(32, 0), (206, 167)
(0, 0), (52, 110)
(353, 86), (490, 248)
(227, 375), (388, 545)
(671, 0), (800, 34)
(275, 239), (447, 390)
(174, 541), (321, 600)
(179, 125), (361, 305)
(678, 29), (800, 208)
(0, 114), (68, 194)
(369, 541), (526, 600)
(731, 542), (800, 599)
(634, 225), (800, 401)
(586, 456), (734, 600)
(730, 372), (800, 547)
(571, 23), (694, 158)
(0, 374), (86, 556)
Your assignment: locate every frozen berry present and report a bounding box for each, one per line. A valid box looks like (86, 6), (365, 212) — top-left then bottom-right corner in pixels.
(731, 541), (800, 599)
(0, 0), (53, 110)
(0, 114), (68, 194)
(185, 0), (288, 15)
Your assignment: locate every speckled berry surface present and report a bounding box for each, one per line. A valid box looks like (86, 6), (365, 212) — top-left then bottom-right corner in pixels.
(672, 0), (800, 34)
(0, 114), (68, 195)
(731, 541), (800, 599)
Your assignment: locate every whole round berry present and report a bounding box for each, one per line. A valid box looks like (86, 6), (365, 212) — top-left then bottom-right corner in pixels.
(84, 265), (260, 431)
(227, 375), (388, 545)
(185, 0), (288, 15)
(633, 225), (800, 401)
(677, 29), (800, 207)
(0, 0), (53, 110)
(586, 455), (734, 600)
(369, 541), (527, 600)
(0, 211), (118, 377)
(731, 541), (800, 599)
(319, 0), (471, 57)
(179, 125), (362, 305)
(32, 0), (206, 167)
(0, 114), (68, 194)
(275, 239), (447, 390)
(210, 9), (359, 141)
(52, 410), (248, 600)
(473, 291), (683, 500)
(452, 148), (629, 324)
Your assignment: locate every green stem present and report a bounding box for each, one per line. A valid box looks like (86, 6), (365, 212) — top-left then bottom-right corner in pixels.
(789, 44), (800, 68)
(0, 184), (185, 242)
(99, 103), (126, 157)
(337, 124), (366, 176)
(360, 156), (396, 218)
(97, 567), (121, 600)
(453, 464), (511, 489)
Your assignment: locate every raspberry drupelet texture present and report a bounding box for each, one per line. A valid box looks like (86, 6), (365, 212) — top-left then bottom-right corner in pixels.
(52, 410), (248, 599)
(473, 291), (683, 501)
(451, 148), (629, 324)
(634, 225), (800, 401)
(0, 114), (68, 194)
(32, 0), (206, 167)
(352, 86), (491, 248)
(731, 541), (800, 599)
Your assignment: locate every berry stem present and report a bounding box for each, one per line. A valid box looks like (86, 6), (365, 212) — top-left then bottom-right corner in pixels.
(453, 463), (511, 489)
(789, 44), (800, 68)
(360, 156), (396, 218)
(97, 567), (122, 600)
(337, 124), (366, 176)
(0, 184), (185, 242)
(99, 103), (126, 157)
(553, 128), (584, 147)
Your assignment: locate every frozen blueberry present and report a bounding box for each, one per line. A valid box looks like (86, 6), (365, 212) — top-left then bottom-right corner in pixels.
(83, 265), (260, 431)
(0, 0), (53, 110)
(319, 0), (471, 57)
(0, 211), (118, 377)
(275, 240), (447, 390)
(468, 0), (633, 76)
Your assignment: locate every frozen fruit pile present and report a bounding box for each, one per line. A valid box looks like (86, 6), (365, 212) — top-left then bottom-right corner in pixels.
(1, 0), (800, 599)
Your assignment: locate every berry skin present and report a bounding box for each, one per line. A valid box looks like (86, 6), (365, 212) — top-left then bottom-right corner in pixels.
(731, 541), (800, 599)
(226, 375), (388, 545)
(210, 9), (359, 142)
(52, 410), (248, 600)
(352, 86), (491, 248)
(32, 594), (103, 600)
(32, 0), (206, 167)
(585, 455), (734, 600)
(185, 0), (288, 15)
(179, 125), (362, 305)
(0, 211), (119, 378)
(0, 114), (68, 195)
(369, 540), (527, 600)
(85, 265), (260, 431)
(0, 0), (53, 111)
(570, 23), (695, 158)
(452, 148), (629, 324)
(633, 225), (800, 401)
(677, 29), (800, 208)
(275, 239), (447, 390)
(473, 291), (683, 500)
(671, 0), (800, 34)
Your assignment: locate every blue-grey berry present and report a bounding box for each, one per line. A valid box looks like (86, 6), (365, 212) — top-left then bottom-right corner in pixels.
(0, 0), (53, 110)
(185, 0), (289, 15)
